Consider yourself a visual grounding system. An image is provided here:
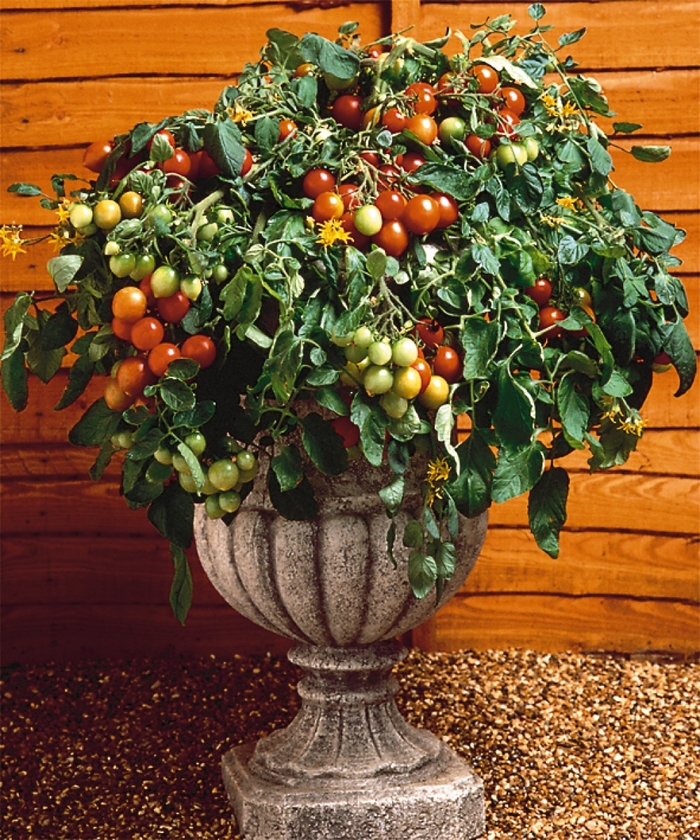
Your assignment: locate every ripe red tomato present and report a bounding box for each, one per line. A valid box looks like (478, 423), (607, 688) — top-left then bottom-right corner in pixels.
(372, 219), (410, 257)
(116, 355), (157, 397)
(496, 109), (521, 139)
(402, 195), (440, 235)
(405, 81), (437, 115)
(499, 87), (526, 116)
(359, 150), (380, 168)
(112, 286), (148, 323)
(410, 357), (432, 393)
(139, 275), (157, 308)
(525, 278), (553, 308)
(130, 316), (165, 351)
(538, 306), (566, 339)
(278, 119), (297, 140)
(396, 152), (425, 173)
(415, 317), (445, 349)
(331, 415), (360, 448)
(162, 148), (191, 177)
(157, 291), (190, 324)
(83, 140), (114, 173)
(188, 150), (202, 181)
(471, 64), (499, 93)
(465, 134), (492, 159)
(332, 95), (364, 131)
(303, 168), (336, 199)
(433, 193), (459, 229)
(381, 107), (409, 134)
(148, 342), (181, 377)
(432, 345), (462, 383)
(338, 183), (361, 211)
(241, 148), (254, 176)
(312, 191), (344, 222)
(340, 213), (371, 250)
(181, 334), (217, 369)
(375, 190), (407, 220)
(405, 114), (438, 145)
(111, 317), (133, 342)
(198, 150), (221, 178)
(377, 164), (401, 191)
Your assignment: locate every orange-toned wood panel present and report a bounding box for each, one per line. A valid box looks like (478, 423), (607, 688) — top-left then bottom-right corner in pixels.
(426, 593), (700, 654)
(0, 3), (387, 81)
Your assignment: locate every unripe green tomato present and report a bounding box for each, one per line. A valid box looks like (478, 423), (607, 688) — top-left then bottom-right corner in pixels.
(219, 491), (242, 513)
(496, 142), (528, 169)
(353, 205), (383, 237)
(236, 450), (256, 472)
(109, 253), (137, 278)
(345, 343), (368, 364)
(196, 222), (219, 242)
(154, 446), (173, 465)
(146, 459), (173, 484)
(380, 391), (408, 419)
(352, 325), (374, 349)
(69, 203), (93, 229)
(104, 240), (121, 256)
(151, 265), (180, 298)
(211, 264), (229, 283)
(367, 340), (393, 366)
(172, 453), (191, 474)
(331, 329), (355, 347)
(179, 472), (198, 493)
(200, 476), (218, 496)
(144, 203), (173, 229)
(185, 431), (207, 457)
(205, 494), (226, 519)
(180, 274), (203, 301)
(324, 72), (359, 91)
(130, 254), (156, 282)
(79, 222), (98, 237)
(363, 364), (394, 395)
(522, 137), (539, 162)
(438, 116), (467, 148)
(216, 207), (235, 225)
(117, 431), (134, 449)
(237, 464), (259, 484)
(208, 459), (240, 492)
(391, 337), (419, 367)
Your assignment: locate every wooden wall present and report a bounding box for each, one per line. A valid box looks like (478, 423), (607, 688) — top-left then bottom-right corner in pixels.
(1, 0), (698, 664)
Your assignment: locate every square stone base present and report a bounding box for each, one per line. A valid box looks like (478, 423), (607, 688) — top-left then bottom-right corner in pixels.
(222, 741), (485, 840)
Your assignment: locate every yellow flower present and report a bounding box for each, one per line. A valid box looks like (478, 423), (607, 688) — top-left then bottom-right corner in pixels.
(55, 200), (72, 225)
(541, 214), (565, 228)
(556, 196), (578, 212)
(0, 225), (27, 260)
(425, 456), (452, 504)
(227, 104), (254, 126)
(560, 101), (579, 118)
(316, 219), (352, 248)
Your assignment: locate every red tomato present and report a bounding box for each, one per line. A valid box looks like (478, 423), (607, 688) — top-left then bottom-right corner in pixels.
(496, 109), (521, 139)
(338, 183), (361, 211)
(405, 114), (438, 145)
(332, 95), (363, 131)
(278, 119), (297, 140)
(377, 164), (401, 191)
(415, 317), (445, 349)
(525, 278), (553, 308)
(499, 87), (526, 116)
(359, 150), (380, 168)
(112, 286), (148, 323)
(148, 343), (181, 377)
(375, 190), (407, 220)
(538, 306), (566, 339)
(465, 134), (492, 159)
(402, 195), (440, 235)
(162, 148), (191, 177)
(381, 107), (409, 134)
(433, 193), (459, 229)
(104, 378), (134, 411)
(432, 345), (462, 383)
(116, 355), (157, 397)
(83, 140), (114, 173)
(111, 317), (133, 342)
(303, 168), (336, 199)
(340, 212), (371, 250)
(198, 150), (221, 178)
(471, 64), (499, 93)
(188, 150), (202, 181)
(410, 357), (432, 393)
(157, 291), (191, 324)
(139, 275), (157, 308)
(181, 334), (217, 369)
(405, 81), (437, 115)
(372, 219), (410, 257)
(241, 148), (254, 176)
(312, 191), (344, 222)
(130, 316), (165, 351)
(396, 152), (425, 173)
(331, 415), (360, 448)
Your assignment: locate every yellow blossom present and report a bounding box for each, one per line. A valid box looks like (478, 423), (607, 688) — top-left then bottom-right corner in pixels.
(425, 456), (452, 504)
(541, 214), (565, 228)
(55, 200), (72, 225)
(0, 225), (27, 260)
(316, 219), (352, 248)
(560, 101), (579, 118)
(227, 104), (254, 126)
(556, 196), (578, 212)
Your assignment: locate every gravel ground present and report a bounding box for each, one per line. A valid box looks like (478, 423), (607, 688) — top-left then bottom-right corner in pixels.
(1, 649), (698, 839)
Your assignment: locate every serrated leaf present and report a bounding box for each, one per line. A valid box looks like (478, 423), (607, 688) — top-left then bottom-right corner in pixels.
(8, 182), (42, 196)
(40, 302), (78, 351)
(492, 442), (545, 504)
(558, 27), (586, 47)
(169, 543), (193, 626)
(461, 316), (500, 379)
(556, 371), (590, 448)
(493, 366), (536, 452)
(528, 3), (546, 20)
(403, 519), (424, 549)
(448, 429), (496, 518)
(408, 551), (437, 599)
(471, 242), (501, 276)
(300, 32), (360, 80)
(662, 319), (697, 397)
(203, 119), (245, 177)
(378, 476), (405, 516)
(314, 386), (348, 415)
(2, 292), (32, 360)
(587, 135), (613, 176)
(612, 122), (643, 134)
(161, 379), (197, 412)
(54, 352), (94, 410)
(528, 467), (569, 557)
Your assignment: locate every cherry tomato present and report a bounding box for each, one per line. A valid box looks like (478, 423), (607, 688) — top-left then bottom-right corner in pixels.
(396, 152), (425, 173)
(198, 150), (221, 178)
(241, 148), (254, 176)
(402, 194), (440, 235)
(83, 140), (114, 173)
(359, 150), (380, 168)
(93, 199), (122, 231)
(188, 150), (202, 181)
(338, 183), (361, 211)
(405, 81), (437, 115)
(118, 191), (143, 219)
(112, 285), (148, 323)
(312, 191), (344, 222)
(377, 164), (401, 191)
(418, 374), (450, 409)
(432, 345), (462, 383)
(104, 377), (134, 411)
(332, 95), (363, 131)
(353, 205), (383, 236)
(465, 134), (492, 159)
(433, 193), (459, 229)
(278, 119), (297, 140)
(438, 116), (467, 148)
(148, 343), (181, 377)
(181, 334), (217, 369)
(340, 213), (371, 250)
(392, 366), (423, 399)
(381, 107), (409, 134)
(375, 190), (407, 220)
(111, 317), (133, 342)
(148, 129), (175, 151)
(525, 278), (553, 308)
(162, 148), (191, 177)
(538, 306), (566, 339)
(392, 337), (419, 367)
(573, 287), (593, 308)
(471, 64), (499, 93)
(130, 316), (165, 351)
(410, 357), (432, 393)
(294, 62), (315, 77)
(303, 168), (336, 199)
(331, 415), (360, 448)
(415, 317), (445, 349)
(497, 109), (521, 139)
(116, 355), (157, 397)
(499, 87), (526, 116)
(157, 291), (190, 324)
(405, 113), (438, 145)
(139, 275), (157, 308)
(372, 219), (410, 257)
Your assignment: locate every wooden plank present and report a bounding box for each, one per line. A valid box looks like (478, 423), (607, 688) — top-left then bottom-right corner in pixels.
(432, 593), (700, 654)
(3, 67), (698, 150)
(0, 4), (387, 82)
(0, 602), (293, 666)
(415, 1), (700, 70)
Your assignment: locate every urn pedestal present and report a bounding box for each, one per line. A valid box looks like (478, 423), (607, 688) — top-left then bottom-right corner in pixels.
(194, 459), (488, 839)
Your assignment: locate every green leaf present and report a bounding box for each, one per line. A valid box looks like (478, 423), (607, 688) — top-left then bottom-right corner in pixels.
(301, 412), (348, 476)
(255, 115), (281, 152)
(557, 235), (589, 265)
(46, 255), (83, 292)
(176, 441), (206, 492)
(169, 544), (193, 626)
(408, 550), (438, 599)
(478, 55), (538, 89)
(1, 344), (29, 411)
(203, 119), (245, 177)
(271, 444), (303, 493)
(471, 242), (500, 276)
(221, 266), (256, 321)
(612, 122), (643, 134)
(40, 302), (78, 351)
(300, 32), (360, 80)
(68, 399), (122, 447)
(528, 3), (546, 21)
(26, 335), (64, 384)
(403, 519), (424, 549)
(602, 369), (633, 398)
(564, 350), (599, 378)
(448, 429), (496, 518)
(268, 469), (319, 520)
(89, 441), (115, 482)
(165, 357), (201, 382)
(528, 467), (569, 557)
(54, 352), (95, 410)
(587, 136), (613, 176)
(8, 182), (42, 196)
(556, 371), (590, 448)
(351, 396), (387, 467)
(378, 476), (405, 516)
(492, 442), (545, 504)
(314, 386), (348, 416)
(588, 417), (639, 470)
(435, 541), (457, 580)
(558, 27), (586, 47)
(127, 428), (165, 461)
(147, 482), (194, 548)
(662, 319), (697, 397)
(630, 145), (671, 163)
(2, 292), (32, 360)
(493, 366), (536, 452)
(409, 163), (479, 200)
(160, 379), (197, 413)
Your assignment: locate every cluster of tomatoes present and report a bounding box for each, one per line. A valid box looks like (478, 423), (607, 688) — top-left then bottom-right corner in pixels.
(329, 317), (461, 447)
(525, 277), (596, 340)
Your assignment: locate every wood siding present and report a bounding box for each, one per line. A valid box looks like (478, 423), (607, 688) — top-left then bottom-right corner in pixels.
(1, 0), (698, 664)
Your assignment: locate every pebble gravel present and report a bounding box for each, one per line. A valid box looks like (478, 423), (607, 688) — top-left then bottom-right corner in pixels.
(1, 648), (698, 839)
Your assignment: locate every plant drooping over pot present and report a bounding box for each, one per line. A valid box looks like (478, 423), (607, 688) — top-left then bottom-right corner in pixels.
(2, 5), (695, 622)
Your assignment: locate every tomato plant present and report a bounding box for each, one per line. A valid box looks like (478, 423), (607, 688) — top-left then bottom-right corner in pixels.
(538, 306), (566, 339)
(130, 317), (165, 351)
(83, 140), (114, 173)
(471, 64), (499, 93)
(116, 356), (157, 397)
(181, 334), (217, 368)
(418, 374), (449, 409)
(303, 168), (336, 199)
(525, 278), (553, 308)
(433, 193), (459, 228)
(381, 107), (408, 134)
(499, 87), (526, 116)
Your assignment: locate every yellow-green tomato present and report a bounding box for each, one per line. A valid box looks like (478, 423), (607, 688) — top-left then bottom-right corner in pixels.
(154, 447), (173, 465)
(363, 365), (394, 395)
(345, 342), (368, 364)
(391, 337), (418, 367)
(196, 222), (219, 242)
(522, 137), (540, 162)
(69, 203), (93, 230)
(353, 205), (383, 237)
(180, 274), (203, 301)
(185, 432), (207, 457)
(208, 459), (239, 492)
(380, 391), (408, 419)
(205, 494), (226, 519)
(496, 142), (528, 169)
(367, 340), (393, 366)
(352, 325), (374, 348)
(219, 491), (242, 513)
(236, 450), (256, 472)
(109, 253), (136, 278)
(150, 265), (180, 298)
(130, 254), (156, 282)
(93, 199), (122, 230)
(179, 472), (198, 493)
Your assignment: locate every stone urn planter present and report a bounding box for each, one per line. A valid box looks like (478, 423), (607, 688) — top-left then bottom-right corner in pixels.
(194, 456), (488, 840)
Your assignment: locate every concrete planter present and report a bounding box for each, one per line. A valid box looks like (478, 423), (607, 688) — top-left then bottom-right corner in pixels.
(195, 456), (488, 839)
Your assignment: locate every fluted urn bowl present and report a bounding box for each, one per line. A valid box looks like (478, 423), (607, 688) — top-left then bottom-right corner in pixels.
(194, 455), (488, 840)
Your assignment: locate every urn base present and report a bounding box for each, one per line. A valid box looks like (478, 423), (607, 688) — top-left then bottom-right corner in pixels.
(222, 739), (485, 840)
